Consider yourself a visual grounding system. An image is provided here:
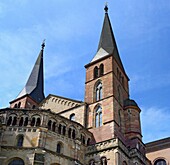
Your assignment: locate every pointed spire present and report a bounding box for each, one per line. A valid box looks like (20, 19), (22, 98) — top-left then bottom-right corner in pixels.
(97, 4), (115, 54)
(90, 4), (125, 72)
(16, 41), (45, 103)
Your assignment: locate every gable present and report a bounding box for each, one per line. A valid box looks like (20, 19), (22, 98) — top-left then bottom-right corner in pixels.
(39, 94), (83, 113)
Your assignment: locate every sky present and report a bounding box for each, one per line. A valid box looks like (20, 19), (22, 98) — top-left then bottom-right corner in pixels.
(0, 0), (170, 143)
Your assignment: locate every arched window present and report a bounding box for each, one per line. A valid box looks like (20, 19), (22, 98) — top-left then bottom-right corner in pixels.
(58, 124), (66, 135)
(68, 128), (72, 138)
(19, 117), (24, 127)
(7, 116), (12, 126)
(12, 116), (17, 126)
(63, 125), (66, 135)
(101, 157), (107, 165)
(48, 120), (52, 130)
(52, 122), (56, 132)
(36, 118), (41, 126)
(58, 124), (62, 134)
(94, 66), (98, 79)
(154, 159), (166, 165)
(95, 106), (102, 128)
(95, 82), (102, 101)
(56, 143), (63, 154)
(24, 117), (28, 126)
(17, 135), (24, 147)
(68, 127), (76, 139)
(70, 113), (75, 121)
(99, 64), (104, 76)
(31, 117), (35, 126)
(8, 158), (24, 165)
(72, 129), (76, 139)
(81, 134), (86, 144)
(18, 102), (21, 108)
(56, 143), (61, 153)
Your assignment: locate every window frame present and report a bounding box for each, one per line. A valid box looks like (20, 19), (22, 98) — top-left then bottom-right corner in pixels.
(95, 106), (102, 128)
(16, 135), (24, 147)
(154, 159), (167, 165)
(70, 113), (75, 121)
(99, 63), (104, 76)
(94, 66), (99, 79)
(94, 81), (102, 102)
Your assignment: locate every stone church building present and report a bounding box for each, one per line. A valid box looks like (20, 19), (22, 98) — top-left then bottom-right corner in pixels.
(0, 5), (169, 165)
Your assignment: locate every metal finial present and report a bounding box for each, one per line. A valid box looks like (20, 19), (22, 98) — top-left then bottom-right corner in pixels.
(41, 39), (45, 50)
(104, 2), (108, 13)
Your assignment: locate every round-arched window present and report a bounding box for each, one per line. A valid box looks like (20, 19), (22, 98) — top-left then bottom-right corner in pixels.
(70, 113), (75, 121)
(154, 159), (166, 165)
(8, 158), (24, 165)
(56, 142), (63, 154)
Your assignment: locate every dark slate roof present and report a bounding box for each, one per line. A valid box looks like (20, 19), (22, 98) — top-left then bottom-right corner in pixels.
(97, 12), (115, 54)
(91, 7), (125, 73)
(16, 44), (45, 103)
(124, 99), (138, 107)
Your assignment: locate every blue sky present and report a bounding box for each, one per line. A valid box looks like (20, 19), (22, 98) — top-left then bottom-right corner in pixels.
(0, 1), (170, 143)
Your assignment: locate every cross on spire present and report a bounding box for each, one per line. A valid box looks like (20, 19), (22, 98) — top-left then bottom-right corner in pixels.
(104, 2), (108, 13)
(41, 39), (45, 50)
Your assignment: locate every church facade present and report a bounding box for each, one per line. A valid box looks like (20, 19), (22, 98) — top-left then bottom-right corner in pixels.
(0, 5), (169, 165)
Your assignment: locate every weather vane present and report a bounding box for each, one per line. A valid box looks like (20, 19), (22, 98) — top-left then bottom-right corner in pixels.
(104, 2), (108, 13)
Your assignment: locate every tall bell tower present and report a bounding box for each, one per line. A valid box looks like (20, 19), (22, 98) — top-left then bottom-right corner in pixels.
(85, 5), (142, 147)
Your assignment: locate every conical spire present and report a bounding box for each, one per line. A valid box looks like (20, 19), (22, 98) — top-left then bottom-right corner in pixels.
(97, 4), (115, 54)
(16, 41), (45, 103)
(91, 5), (125, 72)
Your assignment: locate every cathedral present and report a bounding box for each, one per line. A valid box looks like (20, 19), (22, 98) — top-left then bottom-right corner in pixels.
(0, 5), (169, 165)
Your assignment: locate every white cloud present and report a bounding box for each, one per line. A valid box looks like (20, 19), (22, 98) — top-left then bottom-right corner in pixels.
(141, 106), (170, 143)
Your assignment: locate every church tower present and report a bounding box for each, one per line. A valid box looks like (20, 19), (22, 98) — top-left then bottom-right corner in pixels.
(9, 42), (45, 109)
(85, 5), (147, 164)
(85, 3), (141, 148)
(85, 4), (130, 143)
